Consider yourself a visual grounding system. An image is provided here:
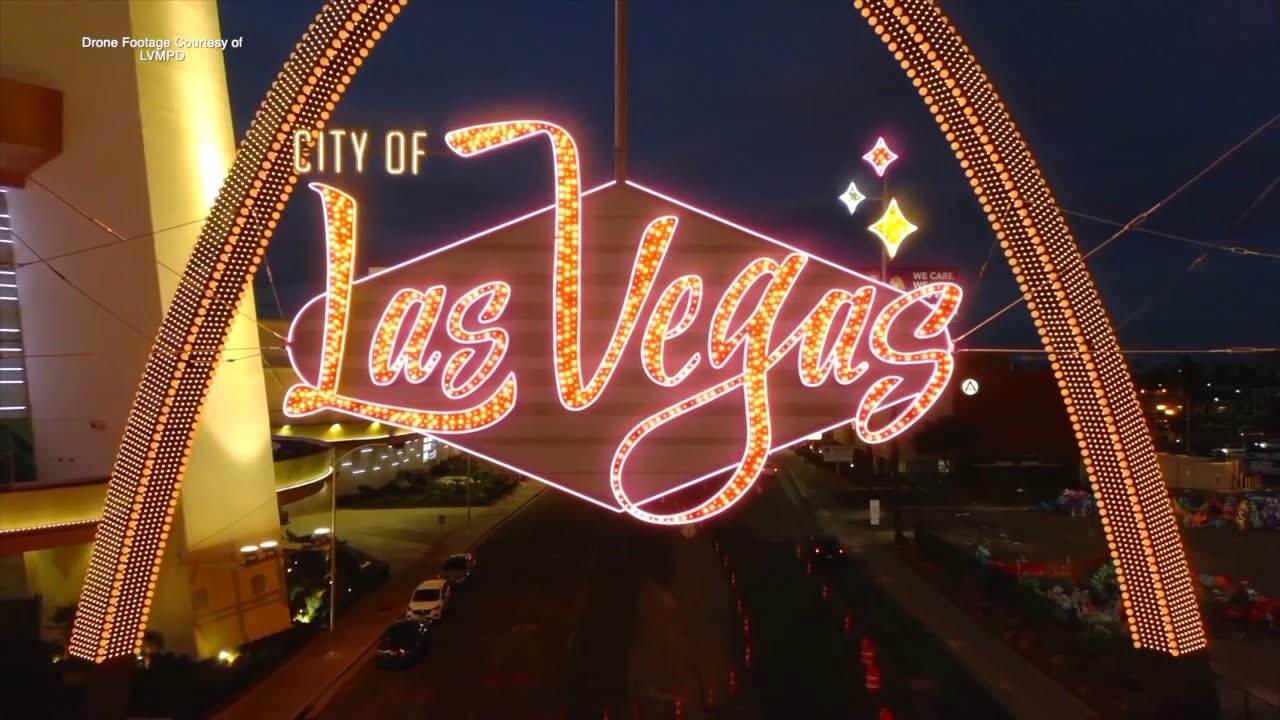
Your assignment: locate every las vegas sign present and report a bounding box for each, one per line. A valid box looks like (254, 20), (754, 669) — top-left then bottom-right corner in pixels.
(284, 121), (962, 525)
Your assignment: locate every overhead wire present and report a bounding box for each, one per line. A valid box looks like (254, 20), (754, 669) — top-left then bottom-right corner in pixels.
(954, 111), (1280, 345)
(22, 176), (288, 343)
(15, 215), (208, 266)
(1064, 211), (1280, 259)
(7, 228), (149, 338)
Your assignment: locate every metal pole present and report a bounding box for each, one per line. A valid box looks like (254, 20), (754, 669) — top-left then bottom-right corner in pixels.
(466, 453), (472, 533)
(324, 441), (374, 632)
(329, 465), (337, 632)
(614, 0), (629, 183)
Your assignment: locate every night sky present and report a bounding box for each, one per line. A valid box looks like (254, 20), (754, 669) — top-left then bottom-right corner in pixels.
(218, 0), (1279, 351)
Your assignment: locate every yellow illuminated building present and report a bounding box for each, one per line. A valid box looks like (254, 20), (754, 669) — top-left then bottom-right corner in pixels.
(0, 0), (411, 659)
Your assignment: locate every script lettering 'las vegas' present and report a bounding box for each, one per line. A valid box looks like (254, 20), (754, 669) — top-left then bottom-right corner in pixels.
(284, 120), (962, 525)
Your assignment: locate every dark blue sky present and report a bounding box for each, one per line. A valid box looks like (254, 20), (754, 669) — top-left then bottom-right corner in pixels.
(219, 0), (1279, 350)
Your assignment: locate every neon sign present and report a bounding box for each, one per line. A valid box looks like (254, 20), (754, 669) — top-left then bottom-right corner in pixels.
(73, 0), (1205, 663)
(284, 121), (962, 525)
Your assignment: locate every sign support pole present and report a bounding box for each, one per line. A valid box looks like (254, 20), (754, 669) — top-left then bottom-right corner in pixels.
(614, 0), (629, 183)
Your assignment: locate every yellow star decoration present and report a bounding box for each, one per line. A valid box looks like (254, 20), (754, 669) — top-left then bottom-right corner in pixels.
(867, 198), (917, 259)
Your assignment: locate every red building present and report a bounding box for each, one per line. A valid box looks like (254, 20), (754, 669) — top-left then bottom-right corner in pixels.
(950, 352), (1079, 467)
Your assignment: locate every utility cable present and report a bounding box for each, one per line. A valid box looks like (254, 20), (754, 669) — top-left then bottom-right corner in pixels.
(1065, 211), (1280, 259)
(22, 176), (287, 343)
(955, 111), (1280, 344)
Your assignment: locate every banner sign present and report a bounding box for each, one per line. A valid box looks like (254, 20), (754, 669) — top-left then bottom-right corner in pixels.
(860, 267), (960, 293)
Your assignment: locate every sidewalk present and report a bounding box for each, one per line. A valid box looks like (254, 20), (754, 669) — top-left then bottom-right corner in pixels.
(213, 481), (546, 720)
(778, 454), (1100, 720)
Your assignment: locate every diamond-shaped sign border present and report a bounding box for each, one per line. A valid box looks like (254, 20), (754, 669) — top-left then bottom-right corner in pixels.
(283, 178), (948, 514)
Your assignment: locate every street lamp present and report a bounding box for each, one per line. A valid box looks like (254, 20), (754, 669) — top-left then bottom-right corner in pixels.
(842, 135), (919, 543)
(320, 441), (402, 631)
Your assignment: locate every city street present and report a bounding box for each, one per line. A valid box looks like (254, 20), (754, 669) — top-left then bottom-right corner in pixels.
(312, 468), (1010, 720)
(314, 490), (743, 719)
(713, 473), (1014, 720)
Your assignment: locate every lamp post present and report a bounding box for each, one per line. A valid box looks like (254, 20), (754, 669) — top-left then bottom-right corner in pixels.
(842, 136), (918, 543)
(320, 440), (397, 631)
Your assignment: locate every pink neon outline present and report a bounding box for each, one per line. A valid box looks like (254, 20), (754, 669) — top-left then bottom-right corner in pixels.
(641, 274), (703, 387)
(862, 137), (898, 178)
(769, 287), (876, 388)
(285, 180), (618, 387)
(440, 281), (513, 399)
(283, 185), (519, 432)
(621, 180), (918, 299)
(853, 282), (962, 443)
(630, 390), (923, 506)
(610, 254), (809, 524)
(311, 184), (356, 395)
(283, 163), (960, 519)
(444, 121), (679, 415)
(367, 286), (447, 387)
(706, 257), (803, 371)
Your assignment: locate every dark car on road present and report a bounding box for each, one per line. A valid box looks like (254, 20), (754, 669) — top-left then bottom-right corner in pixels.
(440, 552), (477, 585)
(806, 533), (846, 561)
(375, 619), (432, 668)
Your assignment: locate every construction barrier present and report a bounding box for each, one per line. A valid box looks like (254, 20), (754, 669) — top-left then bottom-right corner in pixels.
(860, 636), (876, 665)
(865, 663), (881, 692)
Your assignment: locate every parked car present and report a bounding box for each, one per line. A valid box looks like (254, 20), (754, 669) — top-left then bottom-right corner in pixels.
(375, 619), (432, 668)
(805, 533), (846, 561)
(440, 553), (477, 585)
(407, 578), (451, 621)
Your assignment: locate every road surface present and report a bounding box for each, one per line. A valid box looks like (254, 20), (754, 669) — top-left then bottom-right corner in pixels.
(316, 480), (1004, 719)
(316, 490), (742, 719)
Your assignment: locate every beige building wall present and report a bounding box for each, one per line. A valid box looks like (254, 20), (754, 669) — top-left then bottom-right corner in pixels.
(0, 0), (289, 657)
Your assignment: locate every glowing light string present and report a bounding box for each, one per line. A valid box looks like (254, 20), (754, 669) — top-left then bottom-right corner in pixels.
(282, 184), (518, 433)
(856, 0), (1205, 655)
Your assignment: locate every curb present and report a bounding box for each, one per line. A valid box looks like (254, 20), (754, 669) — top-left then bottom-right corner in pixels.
(292, 484), (546, 720)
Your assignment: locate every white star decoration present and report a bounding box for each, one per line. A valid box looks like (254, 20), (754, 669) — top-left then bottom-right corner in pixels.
(838, 182), (867, 214)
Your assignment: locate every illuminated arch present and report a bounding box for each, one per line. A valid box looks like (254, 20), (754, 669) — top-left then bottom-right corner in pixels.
(69, 0), (409, 662)
(855, 0), (1204, 655)
(71, 0), (1204, 661)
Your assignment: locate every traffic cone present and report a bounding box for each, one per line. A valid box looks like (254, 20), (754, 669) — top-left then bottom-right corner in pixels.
(865, 663), (881, 693)
(728, 669), (738, 696)
(821, 579), (831, 602)
(843, 612), (854, 637)
(674, 696), (684, 719)
(860, 636), (876, 665)
(879, 707), (895, 720)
